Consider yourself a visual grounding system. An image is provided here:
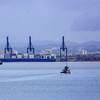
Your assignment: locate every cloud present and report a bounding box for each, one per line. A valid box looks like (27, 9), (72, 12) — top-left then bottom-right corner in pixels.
(71, 13), (100, 31)
(0, 0), (100, 42)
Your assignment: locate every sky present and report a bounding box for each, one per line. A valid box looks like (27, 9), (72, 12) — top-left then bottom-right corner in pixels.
(0, 0), (100, 43)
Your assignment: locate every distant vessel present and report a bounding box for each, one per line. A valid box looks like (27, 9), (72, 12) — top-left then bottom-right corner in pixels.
(0, 58), (56, 62)
(0, 61), (3, 65)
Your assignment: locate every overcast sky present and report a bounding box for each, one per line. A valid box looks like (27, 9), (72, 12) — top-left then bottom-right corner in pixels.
(0, 0), (100, 43)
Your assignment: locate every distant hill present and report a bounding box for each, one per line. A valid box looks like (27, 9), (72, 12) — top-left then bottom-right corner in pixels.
(0, 41), (100, 54)
(77, 41), (100, 52)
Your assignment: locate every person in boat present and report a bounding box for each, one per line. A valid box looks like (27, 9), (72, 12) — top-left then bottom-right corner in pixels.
(61, 66), (70, 73)
(65, 66), (69, 71)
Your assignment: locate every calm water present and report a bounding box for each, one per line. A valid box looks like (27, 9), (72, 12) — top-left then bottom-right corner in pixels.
(0, 62), (100, 100)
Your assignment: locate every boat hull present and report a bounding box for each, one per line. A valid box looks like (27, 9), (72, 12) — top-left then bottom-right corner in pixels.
(0, 58), (56, 62)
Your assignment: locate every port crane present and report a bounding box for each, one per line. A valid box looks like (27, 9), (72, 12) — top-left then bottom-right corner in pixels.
(60, 36), (67, 61)
(27, 36), (35, 55)
(4, 36), (13, 58)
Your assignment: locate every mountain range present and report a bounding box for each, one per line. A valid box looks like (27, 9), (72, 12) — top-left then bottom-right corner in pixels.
(0, 41), (100, 54)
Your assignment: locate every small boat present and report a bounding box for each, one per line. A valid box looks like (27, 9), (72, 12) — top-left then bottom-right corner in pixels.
(61, 69), (71, 74)
(0, 61), (3, 65)
(61, 66), (71, 74)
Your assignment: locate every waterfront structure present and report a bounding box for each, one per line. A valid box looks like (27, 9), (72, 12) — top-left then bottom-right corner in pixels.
(60, 36), (67, 61)
(4, 36), (13, 58)
(27, 36), (35, 58)
(27, 36), (35, 54)
(0, 36), (100, 62)
(80, 49), (88, 55)
(0, 36), (68, 62)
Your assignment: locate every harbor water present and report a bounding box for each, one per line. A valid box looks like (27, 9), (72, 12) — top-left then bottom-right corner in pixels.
(0, 62), (100, 100)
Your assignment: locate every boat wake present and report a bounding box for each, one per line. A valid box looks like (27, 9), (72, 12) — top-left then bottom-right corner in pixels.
(0, 73), (58, 82)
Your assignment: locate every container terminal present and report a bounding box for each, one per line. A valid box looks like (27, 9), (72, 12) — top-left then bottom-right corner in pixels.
(0, 36), (67, 62)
